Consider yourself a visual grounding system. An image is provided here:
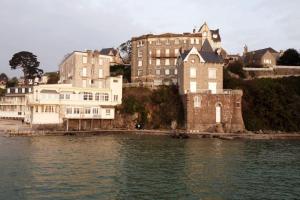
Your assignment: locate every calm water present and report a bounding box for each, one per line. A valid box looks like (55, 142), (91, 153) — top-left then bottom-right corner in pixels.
(0, 134), (299, 200)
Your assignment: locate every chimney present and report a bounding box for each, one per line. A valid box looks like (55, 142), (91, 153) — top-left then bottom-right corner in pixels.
(243, 45), (248, 55)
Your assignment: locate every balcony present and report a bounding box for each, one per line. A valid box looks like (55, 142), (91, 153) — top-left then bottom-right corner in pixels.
(186, 89), (243, 95)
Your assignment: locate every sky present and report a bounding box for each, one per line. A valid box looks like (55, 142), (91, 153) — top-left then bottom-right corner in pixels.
(0, 0), (299, 77)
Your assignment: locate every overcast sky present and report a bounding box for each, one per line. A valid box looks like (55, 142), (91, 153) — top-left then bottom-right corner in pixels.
(0, 0), (299, 77)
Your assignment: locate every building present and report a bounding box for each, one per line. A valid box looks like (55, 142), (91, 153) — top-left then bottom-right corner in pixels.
(24, 76), (122, 129)
(59, 50), (111, 88)
(100, 48), (124, 65)
(0, 87), (32, 119)
(131, 22), (222, 86)
(243, 46), (279, 67)
(0, 49), (123, 130)
(177, 41), (244, 133)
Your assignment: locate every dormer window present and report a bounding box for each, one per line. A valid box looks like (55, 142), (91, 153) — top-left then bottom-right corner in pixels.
(203, 31), (207, 37)
(213, 34), (218, 39)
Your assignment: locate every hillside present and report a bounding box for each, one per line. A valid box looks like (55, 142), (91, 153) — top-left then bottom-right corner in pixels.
(224, 69), (300, 132)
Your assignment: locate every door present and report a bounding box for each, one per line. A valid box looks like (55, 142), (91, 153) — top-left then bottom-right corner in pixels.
(208, 82), (217, 94)
(216, 105), (221, 123)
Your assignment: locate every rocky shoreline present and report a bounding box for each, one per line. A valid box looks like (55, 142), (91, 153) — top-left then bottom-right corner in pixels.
(1, 129), (300, 140)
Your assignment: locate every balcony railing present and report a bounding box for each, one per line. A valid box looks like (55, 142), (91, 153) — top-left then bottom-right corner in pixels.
(186, 89), (243, 95)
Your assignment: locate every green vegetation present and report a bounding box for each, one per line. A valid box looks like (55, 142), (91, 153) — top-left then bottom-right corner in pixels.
(0, 88), (5, 96)
(6, 77), (18, 88)
(224, 68), (300, 131)
(110, 65), (131, 82)
(278, 48), (300, 66)
(119, 85), (184, 129)
(226, 61), (246, 78)
(46, 72), (60, 84)
(9, 51), (43, 85)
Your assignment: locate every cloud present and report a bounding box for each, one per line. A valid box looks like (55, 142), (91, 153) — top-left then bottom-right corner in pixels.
(0, 0), (299, 77)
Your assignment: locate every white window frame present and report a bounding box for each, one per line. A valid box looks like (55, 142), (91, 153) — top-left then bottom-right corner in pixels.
(138, 60), (143, 67)
(99, 68), (103, 78)
(190, 68), (196, 78)
(165, 59), (170, 66)
(82, 56), (87, 64)
(165, 69), (170, 75)
(208, 68), (217, 79)
(156, 59), (160, 66)
(155, 69), (161, 75)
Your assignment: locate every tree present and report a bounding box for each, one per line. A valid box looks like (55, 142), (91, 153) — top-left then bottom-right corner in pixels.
(46, 72), (60, 84)
(6, 77), (18, 87)
(0, 73), (8, 82)
(9, 51), (43, 85)
(118, 40), (132, 64)
(278, 49), (300, 66)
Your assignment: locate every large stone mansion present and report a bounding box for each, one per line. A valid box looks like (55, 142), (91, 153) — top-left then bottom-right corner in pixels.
(131, 22), (223, 86)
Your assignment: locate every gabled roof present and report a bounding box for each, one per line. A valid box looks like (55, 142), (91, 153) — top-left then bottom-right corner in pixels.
(245, 47), (279, 60)
(180, 46), (223, 63)
(100, 48), (118, 56)
(201, 39), (214, 52)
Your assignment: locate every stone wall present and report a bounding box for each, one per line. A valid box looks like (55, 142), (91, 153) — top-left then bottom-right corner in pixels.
(244, 67), (300, 79)
(182, 92), (245, 133)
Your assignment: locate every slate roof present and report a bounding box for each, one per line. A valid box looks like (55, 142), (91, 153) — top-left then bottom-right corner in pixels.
(247, 47), (278, 56)
(201, 39), (214, 52)
(100, 48), (118, 56)
(180, 41), (223, 64)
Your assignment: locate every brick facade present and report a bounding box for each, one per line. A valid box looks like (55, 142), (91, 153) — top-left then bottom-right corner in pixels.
(182, 92), (244, 133)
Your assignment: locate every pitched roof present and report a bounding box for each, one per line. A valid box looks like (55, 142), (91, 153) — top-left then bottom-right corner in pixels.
(100, 48), (118, 56)
(180, 46), (223, 64)
(245, 47), (278, 60)
(201, 39), (214, 52)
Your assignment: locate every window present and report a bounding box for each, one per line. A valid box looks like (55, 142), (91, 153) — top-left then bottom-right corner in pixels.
(114, 95), (118, 101)
(166, 39), (170, 45)
(156, 69), (161, 75)
(156, 40), (161, 45)
(99, 69), (103, 78)
(93, 108), (98, 114)
(165, 49), (170, 56)
(138, 50), (142, 57)
(174, 69), (178, 75)
(149, 58), (152, 65)
(213, 34), (218, 39)
(174, 59), (177, 65)
(138, 60), (143, 67)
(82, 67), (87, 77)
(99, 58), (103, 66)
(74, 108), (80, 114)
(236, 102), (241, 108)
(175, 49), (179, 56)
(175, 39), (180, 45)
(113, 79), (118, 83)
(190, 81), (197, 93)
(59, 94), (64, 99)
(82, 56), (87, 64)
(95, 93), (100, 100)
(66, 108), (72, 114)
(66, 94), (70, 100)
(85, 108), (91, 114)
(190, 68), (196, 78)
(104, 93), (109, 101)
(196, 38), (200, 44)
(165, 59), (170, 66)
(203, 31), (207, 37)
(156, 50), (161, 57)
(208, 68), (217, 79)
(106, 109), (111, 116)
(165, 69), (170, 75)
(190, 38), (195, 44)
(138, 69), (142, 76)
(208, 82), (217, 94)
(35, 106), (38, 113)
(156, 59), (160, 66)
(83, 92), (93, 101)
(194, 96), (201, 108)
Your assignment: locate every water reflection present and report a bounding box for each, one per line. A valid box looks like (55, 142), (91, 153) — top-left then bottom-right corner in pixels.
(0, 135), (299, 200)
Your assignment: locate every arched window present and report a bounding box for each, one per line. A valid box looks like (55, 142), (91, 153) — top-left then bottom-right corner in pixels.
(194, 96), (201, 108)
